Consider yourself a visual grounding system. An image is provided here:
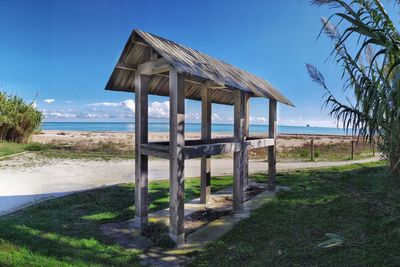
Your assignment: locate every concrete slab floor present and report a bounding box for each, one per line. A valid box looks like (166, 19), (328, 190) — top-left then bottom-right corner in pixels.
(100, 183), (289, 266)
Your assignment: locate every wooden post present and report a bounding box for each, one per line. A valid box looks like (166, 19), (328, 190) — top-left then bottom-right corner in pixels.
(133, 71), (150, 230)
(233, 90), (246, 212)
(200, 85), (212, 204)
(351, 140), (354, 160)
(268, 99), (277, 191)
(372, 142), (376, 156)
(169, 68), (185, 245)
(244, 94), (250, 187)
(310, 139), (314, 161)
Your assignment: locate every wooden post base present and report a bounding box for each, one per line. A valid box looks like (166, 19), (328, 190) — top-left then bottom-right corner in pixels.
(169, 232), (185, 247)
(132, 216), (148, 230)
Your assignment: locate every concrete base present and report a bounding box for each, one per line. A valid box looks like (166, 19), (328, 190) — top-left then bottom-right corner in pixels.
(132, 215), (148, 229)
(169, 232), (185, 247)
(100, 182), (290, 266)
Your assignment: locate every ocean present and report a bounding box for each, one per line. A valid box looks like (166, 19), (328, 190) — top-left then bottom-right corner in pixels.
(41, 122), (348, 135)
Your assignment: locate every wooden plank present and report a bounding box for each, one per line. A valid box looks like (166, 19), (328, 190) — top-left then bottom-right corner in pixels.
(268, 99), (277, 191)
(149, 137), (235, 146)
(184, 142), (239, 159)
(233, 90), (246, 212)
(133, 71), (150, 229)
(169, 68), (186, 246)
(137, 58), (170, 75)
(141, 144), (170, 159)
(245, 138), (274, 149)
(201, 85), (212, 204)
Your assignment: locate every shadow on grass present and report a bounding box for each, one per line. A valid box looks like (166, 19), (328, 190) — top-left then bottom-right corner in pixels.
(0, 175), (234, 266)
(190, 162), (398, 266)
(0, 163), (387, 266)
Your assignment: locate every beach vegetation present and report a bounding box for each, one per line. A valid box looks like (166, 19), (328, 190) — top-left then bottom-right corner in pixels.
(307, 0), (400, 175)
(0, 92), (42, 143)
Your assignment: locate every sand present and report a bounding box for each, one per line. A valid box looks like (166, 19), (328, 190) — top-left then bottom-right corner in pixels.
(32, 130), (355, 150)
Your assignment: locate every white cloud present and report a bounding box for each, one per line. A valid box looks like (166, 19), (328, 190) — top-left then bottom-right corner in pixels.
(212, 113), (221, 121)
(42, 110), (77, 119)
(88, 102), (122, 107)
(87, 100), (136, 114)
(122, 100), (135, 113)
(250, 116), (267, 124)
(44, 99), (55, 104)
(148, 101), (169, 119)
(278, 117), (337, 127)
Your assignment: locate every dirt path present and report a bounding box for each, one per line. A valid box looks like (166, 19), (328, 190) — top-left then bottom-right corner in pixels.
(0, 153), (380, 216)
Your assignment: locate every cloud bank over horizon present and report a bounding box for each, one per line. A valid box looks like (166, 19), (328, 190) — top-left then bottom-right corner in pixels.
(38, 99), (337, 128)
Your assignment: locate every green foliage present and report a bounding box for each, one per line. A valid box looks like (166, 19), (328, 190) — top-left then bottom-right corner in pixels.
(307, 0), (400, 175)
(0, 92), (42, 143)
(0, 174), (234, 266)
(299, 149), (309, 158)
(191, 162), (400, 266)
(24, 143), (49, 151)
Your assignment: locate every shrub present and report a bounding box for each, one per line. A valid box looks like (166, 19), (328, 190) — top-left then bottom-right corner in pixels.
(299, 149), (309, 158)
(24, 143), (48, 151)
(0, 92), (42, 143)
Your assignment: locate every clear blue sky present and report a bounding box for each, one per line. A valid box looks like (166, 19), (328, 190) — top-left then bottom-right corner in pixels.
(0, 0), (398, 126)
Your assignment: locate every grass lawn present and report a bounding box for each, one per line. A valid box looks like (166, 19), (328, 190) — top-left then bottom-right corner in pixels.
(0, 142), (27, 158)
(0, 162), (398, 266)
(191, 161), (400, 266)
(0, 175), (233, 266)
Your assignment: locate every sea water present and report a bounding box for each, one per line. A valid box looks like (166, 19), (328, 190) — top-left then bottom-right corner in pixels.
(42, 122), (348, 135)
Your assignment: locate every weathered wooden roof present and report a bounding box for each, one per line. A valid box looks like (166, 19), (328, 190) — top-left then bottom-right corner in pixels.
(106, 29), (294, 106)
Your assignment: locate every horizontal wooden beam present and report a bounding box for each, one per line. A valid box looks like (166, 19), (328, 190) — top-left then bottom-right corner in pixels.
(133, 40), (150, 47)
(116, 62), (137, 71)
(141, 144), (170, 159)
(245, 138), (274, 149)
(184, 142), (239, 159)
(138, 58), (170, 75)
(141, 137), (273, 159)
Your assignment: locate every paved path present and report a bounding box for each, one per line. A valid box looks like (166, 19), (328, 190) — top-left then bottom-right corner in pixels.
(0, 153), (379, 216)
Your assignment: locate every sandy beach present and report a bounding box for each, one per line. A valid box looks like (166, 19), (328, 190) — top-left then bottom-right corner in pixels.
(32, 130), (355, 151)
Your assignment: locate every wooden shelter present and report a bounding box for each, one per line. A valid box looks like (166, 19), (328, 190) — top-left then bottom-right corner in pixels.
(106, 29), (294, 245)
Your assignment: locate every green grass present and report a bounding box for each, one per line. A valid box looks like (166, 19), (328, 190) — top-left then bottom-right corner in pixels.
(249, 142), (375, 162)
(0, 141), (27, 158)
(190, 161), (400, 266)
(0, 175), (233, 266)
(1, 162), (397, 266)
(0, 141), (135, 160)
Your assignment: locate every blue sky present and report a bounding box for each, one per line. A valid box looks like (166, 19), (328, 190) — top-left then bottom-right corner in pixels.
(0, 0), (398, 127)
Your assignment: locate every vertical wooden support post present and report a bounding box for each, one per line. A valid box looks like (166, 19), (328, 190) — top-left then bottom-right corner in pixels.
(268, 99), (277, 191)
(233, 90), (245, 213)
(372, 142), (376, 156)
(200, 85), (211, 204)
(351, 140), (354, 160)
(169, 68), (185, 245)
(244, 94), (250, 187)
(134, 71), (150, 229)
(310, 139), (314, 161)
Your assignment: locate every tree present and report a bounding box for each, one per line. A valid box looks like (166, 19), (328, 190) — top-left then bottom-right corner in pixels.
(307, 0), (400, 175)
